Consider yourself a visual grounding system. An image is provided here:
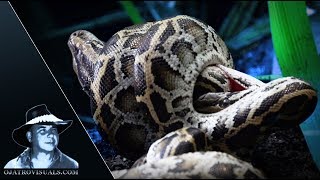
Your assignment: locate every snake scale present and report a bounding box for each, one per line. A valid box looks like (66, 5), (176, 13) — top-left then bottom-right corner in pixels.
(68, 15), (317, 178)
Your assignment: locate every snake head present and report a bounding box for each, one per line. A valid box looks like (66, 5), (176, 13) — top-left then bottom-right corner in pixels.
(68, 30), (104, 96)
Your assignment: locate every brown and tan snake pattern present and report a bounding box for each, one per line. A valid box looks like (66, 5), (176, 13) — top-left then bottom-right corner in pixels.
(68, 15), (317, 178)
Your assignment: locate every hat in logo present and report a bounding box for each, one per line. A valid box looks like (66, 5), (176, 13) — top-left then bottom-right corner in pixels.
(12, 104), (73, 147)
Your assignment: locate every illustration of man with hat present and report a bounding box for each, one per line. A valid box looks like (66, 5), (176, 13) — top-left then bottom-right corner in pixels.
(4, 104), (79, 169)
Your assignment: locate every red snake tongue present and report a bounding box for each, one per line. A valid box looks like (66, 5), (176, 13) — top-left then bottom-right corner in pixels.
(228, 76), (247, 92)
(216, 65), (247, 92)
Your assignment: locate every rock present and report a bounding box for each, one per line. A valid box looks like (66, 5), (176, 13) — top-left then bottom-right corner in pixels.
(252, 126), (320, 178)
(105, 154), (134, 171)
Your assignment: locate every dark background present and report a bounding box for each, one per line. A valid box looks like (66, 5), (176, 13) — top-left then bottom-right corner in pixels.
(0, 2), (113, 179)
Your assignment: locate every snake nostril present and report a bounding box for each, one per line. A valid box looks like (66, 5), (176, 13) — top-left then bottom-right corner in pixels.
(72, 31), (84, 37)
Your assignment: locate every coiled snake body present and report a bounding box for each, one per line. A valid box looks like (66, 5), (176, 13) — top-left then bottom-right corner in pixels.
(68, 15), (317, 178)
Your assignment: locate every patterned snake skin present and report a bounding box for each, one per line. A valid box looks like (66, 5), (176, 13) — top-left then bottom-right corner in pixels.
(68, 15), (317, 178)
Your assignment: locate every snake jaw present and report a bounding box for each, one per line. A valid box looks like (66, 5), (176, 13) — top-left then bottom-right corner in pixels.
(68, 30), (105, 96)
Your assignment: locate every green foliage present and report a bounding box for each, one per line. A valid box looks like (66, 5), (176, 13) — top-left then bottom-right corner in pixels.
(119, 1), (144, 24)
(269, 1), (320, 170)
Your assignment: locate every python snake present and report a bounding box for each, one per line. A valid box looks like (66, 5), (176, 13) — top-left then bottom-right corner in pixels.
(68, 15), (317, 178)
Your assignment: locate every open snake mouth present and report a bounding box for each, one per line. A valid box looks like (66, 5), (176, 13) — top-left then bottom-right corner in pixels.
(192, 64), (262, 114)
(217, 67), (247, 92)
